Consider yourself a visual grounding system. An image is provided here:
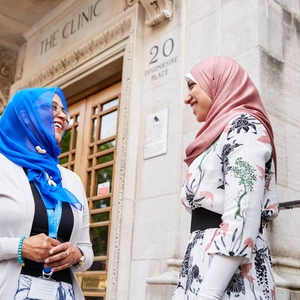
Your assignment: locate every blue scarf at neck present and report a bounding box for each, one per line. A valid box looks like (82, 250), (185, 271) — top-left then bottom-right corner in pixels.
(0, 87), (82, 210)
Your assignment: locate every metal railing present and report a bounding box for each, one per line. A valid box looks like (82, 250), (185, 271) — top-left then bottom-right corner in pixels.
(278, 200), (300, 210)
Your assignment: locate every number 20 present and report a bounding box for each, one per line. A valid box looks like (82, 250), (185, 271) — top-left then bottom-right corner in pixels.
(149, 38), (174, 65)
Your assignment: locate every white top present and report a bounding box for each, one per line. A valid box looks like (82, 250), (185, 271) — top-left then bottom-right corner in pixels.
(0, 153), (93, 299)
(173, 114), (278, 299)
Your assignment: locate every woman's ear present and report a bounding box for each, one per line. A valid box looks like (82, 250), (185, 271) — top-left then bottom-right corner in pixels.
(19, 110), (30, 125)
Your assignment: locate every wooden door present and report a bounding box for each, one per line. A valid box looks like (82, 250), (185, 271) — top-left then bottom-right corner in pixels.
(59, 82), (121, 300)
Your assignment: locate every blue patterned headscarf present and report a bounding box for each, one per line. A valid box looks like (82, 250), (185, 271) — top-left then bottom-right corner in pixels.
(0, 87), (82, 210)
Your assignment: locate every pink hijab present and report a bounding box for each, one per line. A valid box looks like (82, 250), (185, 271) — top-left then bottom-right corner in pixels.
(184, 56), (276, 172)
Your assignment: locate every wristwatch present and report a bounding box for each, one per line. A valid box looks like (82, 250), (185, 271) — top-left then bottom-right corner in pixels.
(77, 254), (86, 268)
(74, 249), (86, 268)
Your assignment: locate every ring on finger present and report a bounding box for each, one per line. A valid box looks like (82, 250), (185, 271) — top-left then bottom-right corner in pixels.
(66, 250), (69, 257)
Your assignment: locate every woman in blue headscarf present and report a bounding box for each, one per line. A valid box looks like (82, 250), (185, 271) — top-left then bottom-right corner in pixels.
(0, 87), (93, 300)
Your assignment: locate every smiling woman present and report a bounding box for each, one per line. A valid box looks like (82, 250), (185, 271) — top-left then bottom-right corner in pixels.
(173, 56), (279, 300)
(0, 87), (93, 300)
(184, 80), (212, 122)
(52, 95), (69, 143)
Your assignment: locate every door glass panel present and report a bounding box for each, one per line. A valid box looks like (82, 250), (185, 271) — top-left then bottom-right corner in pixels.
(95, 166), (113, 195)
(98, 153), (114, 164)
(93, 106), (99, 115)
(58, 112), (80, 170)
(73, 126), (78, 149)
(89, 259), (106, 272)
(90, 146), (95, 155)
(92, 212), (110, 223)
(102, 98), (118, 110)
(88, 158), (93, 168)
(61, 130), (71, 153)
(93, 198), (110, 209)
(92, 118), (97, 142)
(98, 140), (115, 152)
(87, 171), (92, 198)
(68, 118), (74, 126)
(60, 156), (69, 165)
(100, 111), (117, 140)
(90, 260), (106, 271)
(91, 226), (108, 257)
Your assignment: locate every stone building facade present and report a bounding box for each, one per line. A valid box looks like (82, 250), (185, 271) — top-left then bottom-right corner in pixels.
(1, 0), (300, 299)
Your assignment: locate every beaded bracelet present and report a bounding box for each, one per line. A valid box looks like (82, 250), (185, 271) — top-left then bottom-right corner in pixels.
(18, 236), (26, 267)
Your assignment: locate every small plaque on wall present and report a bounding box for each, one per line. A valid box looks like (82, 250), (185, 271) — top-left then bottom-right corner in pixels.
(144, 109), (168, 159)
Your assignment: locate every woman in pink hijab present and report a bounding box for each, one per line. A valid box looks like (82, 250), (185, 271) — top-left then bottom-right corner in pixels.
(172, 56), (279, 300)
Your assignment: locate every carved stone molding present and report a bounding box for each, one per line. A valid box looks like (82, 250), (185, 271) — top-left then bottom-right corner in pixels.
(15, 43), (26, 82)
(0, 91), (5, 115)
(0, 46), (17, 113)
(124, 0), (139, 9)
(109, 13), (135, 300)
(12, 14), (134, 93)
(140, 0), (173, 27)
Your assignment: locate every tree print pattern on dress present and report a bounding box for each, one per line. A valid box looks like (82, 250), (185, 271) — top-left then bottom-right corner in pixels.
(227, 114), (260, 136)
(176, 231), (205, 294)
(217, 141), (241, 190)
(253, 239), (273, 299)
(231, 157), (257, 219)
(225, 269), (246, 297)
(186, 142), (217, 210)
(172, 114), (278, 300)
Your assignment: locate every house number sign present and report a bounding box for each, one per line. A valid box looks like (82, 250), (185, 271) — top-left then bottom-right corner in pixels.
(144, 30), (179, 87)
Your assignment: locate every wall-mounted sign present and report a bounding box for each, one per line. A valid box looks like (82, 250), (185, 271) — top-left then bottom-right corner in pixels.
(34, 0), (109, 63)
(144, 109), (168, 159)
(143, 30), (179, 89)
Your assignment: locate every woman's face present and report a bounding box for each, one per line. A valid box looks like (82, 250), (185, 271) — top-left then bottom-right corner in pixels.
(184, 80), (212, 122)
(52, 94), (69, 143)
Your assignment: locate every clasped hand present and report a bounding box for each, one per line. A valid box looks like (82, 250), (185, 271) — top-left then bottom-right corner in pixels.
(22, 233), (80, 272)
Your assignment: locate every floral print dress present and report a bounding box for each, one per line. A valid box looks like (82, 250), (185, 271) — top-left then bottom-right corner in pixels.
(172, 114), (278, 300)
